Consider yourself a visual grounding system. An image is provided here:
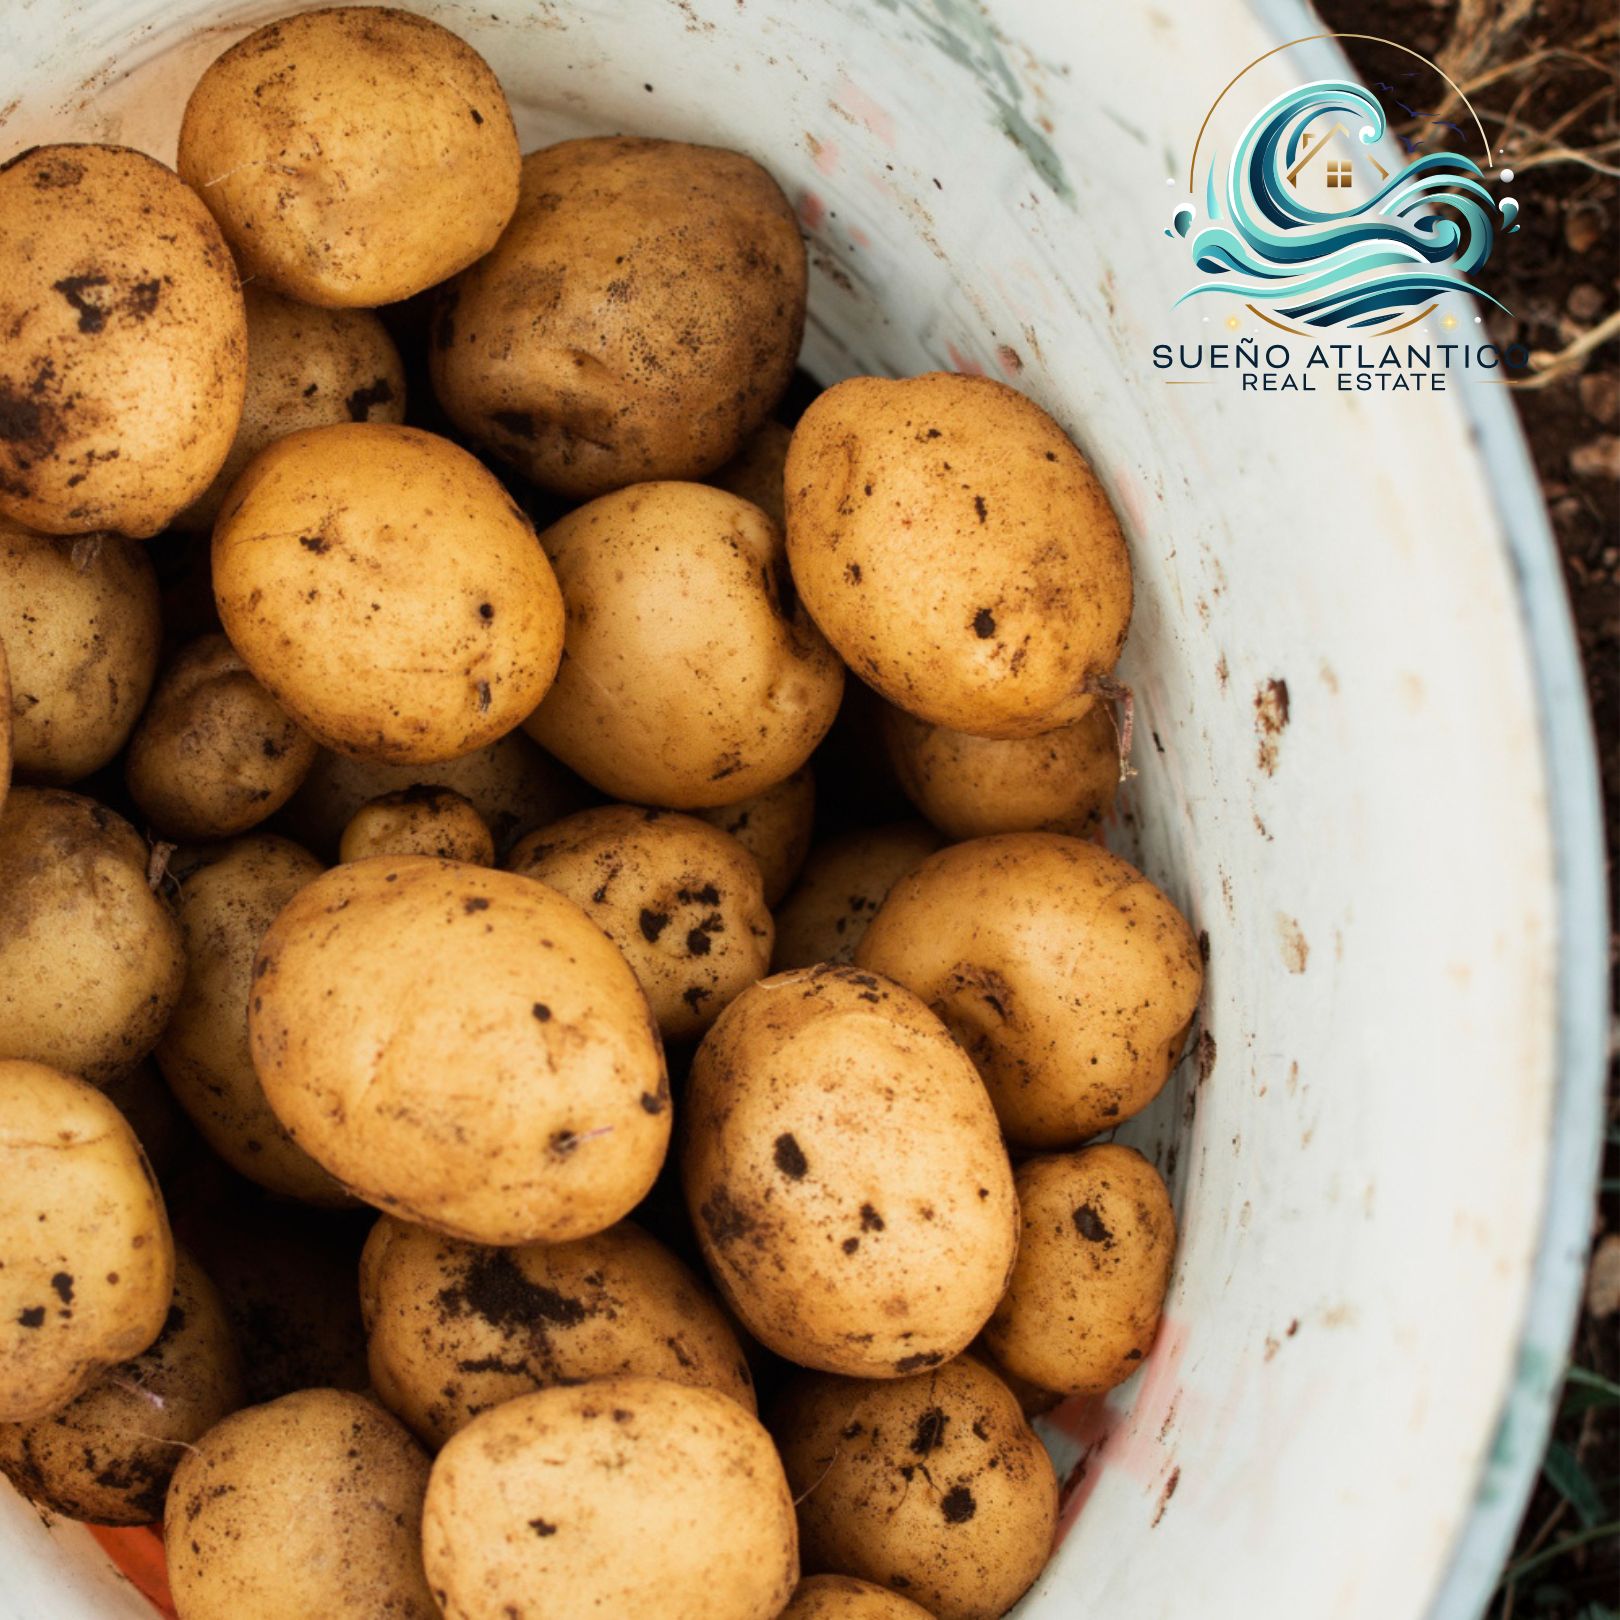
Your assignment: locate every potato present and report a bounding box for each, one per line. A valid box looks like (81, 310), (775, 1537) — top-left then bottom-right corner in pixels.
(176, 286), (406, 531)
(694, 765), (814, 907)
(508, 806), (772, 1040)
(431, 137), (805, 498)
(772, 822), (942, 972)
(283, 730), (585, 860)
(984, 1146), (1174, 1396)
(422, 1377), (798, 1620)
(125, 634), (318, 841)
(340, 786), (494, 866)
(0, 1060), (174, 1423)
(0, 789), (185, 1084)
(781, 1575), (938, 1620)
(682, 966), (1016, 1378)
(884, 701), (1119, 841)
(711, 420), (791, 528)
(176, 1199), (370, 1406)
(250, 857), (669, 1244)
(524, 484), (842, 807)
(178, 8), (519, 308)
(0, 145), (245, 537)
(361, 1215), (755, 1449)
(165, 1388), (437, 1620)
(0, 635), (11, 815)
(155, 835), (348, 1205)
(773, 1357), (1058, 1620)
(213, 423), (565, 764)
(101, 1061), (188, 1184)
(0, 1247), (242, 1524)
(856, 834), (1202, 1148)
(785, 373), (1132, 738)
(0, 522), (161, 783)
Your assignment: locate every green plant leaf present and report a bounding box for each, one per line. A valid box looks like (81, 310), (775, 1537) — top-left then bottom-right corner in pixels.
(1543, 1440), (1609, 1528)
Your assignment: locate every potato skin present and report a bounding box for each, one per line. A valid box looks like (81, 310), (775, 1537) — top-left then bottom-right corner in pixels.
(856, 833), (1203, 1148)
(711, 420), (792, 529)
(0, 145), (246, 537)
(340, 786), (494, 866)
(785, 373), (1132, 738)
(125, 634), (318, 841)
(781, 1575), (939, 1620)
(423, 1377), (799, 1620)
(0, 635), (10, 815)
(361, 1216), (755, 1449)
(508, 806), (772, 1040)
(695, 765), (814, 907)
(284, 730), (585, 859)
(178, 7), (520, 308)
(985, 1146), (1174, 1396)
(431, 137), (805, 498)
(0, 522), (161, 783)
(249, 857), (670, 1245)
(884, 701), (1119, 841)
(176, 285), (406, 531)
(0, 789), (185, 1084)
(772, 822), (943, 972)
(0, 1060), (174, 1423)
(164, 1388), (438, 1620)
(155, 835), (348, 1205)
(0, 1247), (242, 1524)
(682, 967), (1017, 1378)
(524, 483), (843, 808)
(213, 423), (565, 764)
(773, 1358), (1057, 1620)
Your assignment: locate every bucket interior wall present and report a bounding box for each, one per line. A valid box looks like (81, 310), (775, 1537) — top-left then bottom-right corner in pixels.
(0, 3), (1603, 1619)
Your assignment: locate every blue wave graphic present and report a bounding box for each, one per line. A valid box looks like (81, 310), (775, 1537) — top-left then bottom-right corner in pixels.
(1171, 81), (1515, 329)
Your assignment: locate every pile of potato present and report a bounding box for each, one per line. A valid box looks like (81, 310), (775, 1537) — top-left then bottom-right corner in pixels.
(0, 10), (1203, 1620)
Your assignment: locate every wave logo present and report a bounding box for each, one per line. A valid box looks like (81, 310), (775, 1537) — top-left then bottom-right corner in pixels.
(1169, 47), (1518, 335)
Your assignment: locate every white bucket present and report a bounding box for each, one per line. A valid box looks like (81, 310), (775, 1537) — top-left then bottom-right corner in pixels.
(0, 3), (1606, 1618)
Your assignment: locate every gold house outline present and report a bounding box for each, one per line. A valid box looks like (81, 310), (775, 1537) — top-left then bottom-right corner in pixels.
(1285, 121), (1391, 190)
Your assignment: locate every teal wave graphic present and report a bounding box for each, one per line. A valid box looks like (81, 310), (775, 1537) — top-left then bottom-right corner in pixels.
(1171, 80), (1517, 329)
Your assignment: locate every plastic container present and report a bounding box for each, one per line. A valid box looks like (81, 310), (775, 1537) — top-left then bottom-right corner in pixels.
(0, 3), (1606, 1617)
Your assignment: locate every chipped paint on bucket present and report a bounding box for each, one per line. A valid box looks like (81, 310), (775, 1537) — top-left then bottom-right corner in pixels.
(0, 3), (1604, 1619)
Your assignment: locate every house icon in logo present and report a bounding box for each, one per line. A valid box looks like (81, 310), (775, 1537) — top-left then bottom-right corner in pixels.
(1285, 121), (1391, 195)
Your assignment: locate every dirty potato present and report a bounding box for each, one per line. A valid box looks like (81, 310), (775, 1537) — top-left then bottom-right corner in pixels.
(773, 1357), (1059, 1620)
(431, 137), (805, 498)
(0, 1247), (242, 1524)
(284, 730), (586, 860)
(339, 786), (494, 866)
(361, 1216), (755, 1449)
(524, 484), (842, 808)
(0, 789), (185, 1084)
(985, 1145), (1175, 1396)
(710, 419), (792, 528)
(178, 8), (519, 308)
(0, 522), (161, 784)
(125, 634), (318, 841)
(682, 966), (1017, 1378)
(0, 635), (10, 814)
(884, 700), (1120, 840)
(176, 285), (406, 531)
(165, 1388), (438, 1620)
(780, 1576), (938, 1620)
(772, 822), (942, 972)
(785, 373), (1132, 737)
(856, 833), (1203, 1148)
(0, 1060), (174, 1423)
(155, 835), (348, 1205)
(0, 144), (246, 537)
(508, 806), (772, 1040)
(100, 1061), (187, 1185)
(249, 857), (669, 1245)
(213, 423), (564, 764)
(423, 1377), (799, 1620)
(694, 765), (814, 907)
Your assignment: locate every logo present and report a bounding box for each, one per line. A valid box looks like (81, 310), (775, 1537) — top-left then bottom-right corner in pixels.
(1167, 42), (1518, 339)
